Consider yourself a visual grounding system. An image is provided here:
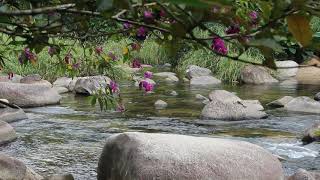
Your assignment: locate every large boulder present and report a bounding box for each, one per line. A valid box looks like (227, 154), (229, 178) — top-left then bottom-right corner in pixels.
(97, 132), (284, 180)
(241, 65), (279, 84)
(0, 154), (42, 180)
(0, 74), (22, 83)
(275, 60), (299, 80)
(0, 82), (61, 107)
(287, 169), (320, 180)
(190, 76), (221, 86)
(165, 75), (179, 83)
(315, 92), (320, 101)
(284, 96), (320, 114)
(186, 65), (212, 79)
(20, 74), (52, 87)
(53, 77), (73, 88)
(267, 96), (294, 108)
(154, 100), (168, 109)
(0, 121), (17, 145)
(297, 67), (320, 85)
(202, 90), (267, 120)
(302, 121), (320, 144)
(74, 76), (111, 95)
(0, 108), (27, 123)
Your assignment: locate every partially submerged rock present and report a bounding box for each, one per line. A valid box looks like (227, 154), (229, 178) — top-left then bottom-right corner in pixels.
(0, 108), (27, 123)
(275, 60), (299, 80)
(315, 92), (320, 101)
(20, 74), (52, 87)
(0, 74), (22, 83)
(190, 76), (221, 86)
(0, 154), (42, 180)
(302, 121), (320, 144)
(241, 65), (278, 84)
(74, 76), (111, 95)
(0, 121), (17, 145)
(202, 90), (267, 120)
(154, 100), (168, 109)
(165, 75), (179, 83)
(287, 168), (320, 180)
(154, 72), (176, 78)
(284, 96), (320, 114)
(97, 132), (284, 180)
(0, 82), (61, 107)
(186, 65), (212, 79)
(267, 96), (294, 108)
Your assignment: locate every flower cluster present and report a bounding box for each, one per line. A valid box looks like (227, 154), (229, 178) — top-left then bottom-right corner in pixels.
(95, 46), (103, 55)
(211, 38), (228, 55)
(132, 59), (142, 68)
(139, 80), (154, 92)
(226, 24), (240, 34)
(109, 80), (119, 93)
(48, 46), (57, 57)
(144, 71), (153, 79)
(18, 48), (37, 64)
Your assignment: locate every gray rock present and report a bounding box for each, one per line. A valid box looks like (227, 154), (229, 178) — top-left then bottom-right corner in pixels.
(46, 174), (74, 180)
(202, 90), (267, 120)
(170, 91), (178, 96)
(0, 121), (17, 145)
(190, 76), (221, 86)
(302, 121), (320, 144)
(20, 74), (52, 87)
(97, 132), (284, 180)
(154, 72), (176, 78)
(195, 94), (208, 101)
(165, 75), (179, 83)
(280, 78), (298, 86)
(275, 60), (299, 80)
(154, 100), (168, 109)
(53, 77), (73, 88)
(201, 100), (267, 120)
(267, 96), (294, 108)
(0, 82), (61, 107)
(74, 76), (111, 95)
(241, 65), (279, 84)
(53, 87), (69, 94)
(284, 96), (320, 114)
(0, 108), (27, 123)
(209, 90), (241, 103)
(186, 65), (212, 79)
(163, 63), (172, 67)
(287, 168), (320, 180)
(0, 99), (9, 108)
(68, 78), (78, 91)
(315, 92), (320, 101)
(0, 74), (22, 83)
(0, 154), (42, 180)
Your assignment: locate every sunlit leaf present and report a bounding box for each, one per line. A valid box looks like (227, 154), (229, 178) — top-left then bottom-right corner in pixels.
(287, 14), (313, 47)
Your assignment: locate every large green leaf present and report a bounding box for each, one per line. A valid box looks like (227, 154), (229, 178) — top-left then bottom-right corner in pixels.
(248, 38), (284, 53)
(287, 14), (313, 47)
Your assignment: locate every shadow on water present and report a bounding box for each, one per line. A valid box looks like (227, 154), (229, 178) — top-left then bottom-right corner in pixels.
(1, 79), (320, 179)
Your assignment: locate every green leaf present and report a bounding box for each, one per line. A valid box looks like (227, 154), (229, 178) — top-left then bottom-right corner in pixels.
(248, 38), (284, 53)
(90, 96), (97, 106)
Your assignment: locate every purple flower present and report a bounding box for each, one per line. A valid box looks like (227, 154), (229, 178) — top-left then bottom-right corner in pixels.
(136, 27), (148, 39)
(211, 37), (228, 55)
(109, 80), (119, 93)
(24, 48), (36, 60)
(123, 22), (132, 30)
(226, 25), (240, 34)
(72, 62), (80, 69)
(132, 59), (142, 68)
(144, 11), (153, 19)
(7, 72), (14, 80)
(48, 46), (56, 57)
(249, 11), (258, 21)
(144, 71), (153, 79)
(108, 52), (117, 61)
(95, 46), (103, 55)
(139, 80), (154, 92)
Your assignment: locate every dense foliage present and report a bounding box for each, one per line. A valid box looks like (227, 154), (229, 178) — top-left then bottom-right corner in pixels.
(1, 0), (320, 110)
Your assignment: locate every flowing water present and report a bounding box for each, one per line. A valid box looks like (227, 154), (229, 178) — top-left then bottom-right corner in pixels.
(1, 78), (320, 179)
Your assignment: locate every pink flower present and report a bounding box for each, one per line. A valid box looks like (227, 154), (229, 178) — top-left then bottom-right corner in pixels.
(211, 37), (228, 55)
(123, 22), (132, 29)
(144, 71), (153, 79)
(139, 80), (154, 92)
(95, 46), (103, 55)
(109, 80), (119, 93)
(159, 9), (166, 17)
(132, 59), (142, 68)
(131, 43), (141, 51)
(249, 11), (258, 21)
(72, 62), (80, 69)
(7, 72), (14, 80)
(136, 27), (148, 40)
(144, 11), (153, 19)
